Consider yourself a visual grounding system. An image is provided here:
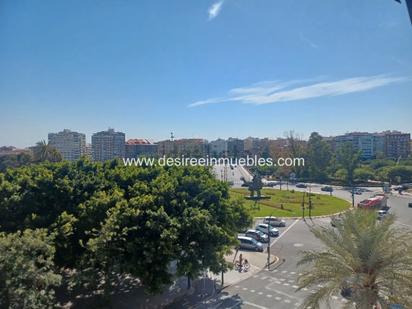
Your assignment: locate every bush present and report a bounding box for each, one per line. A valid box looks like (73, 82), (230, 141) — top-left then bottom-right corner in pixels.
(0, 229), (61, 309)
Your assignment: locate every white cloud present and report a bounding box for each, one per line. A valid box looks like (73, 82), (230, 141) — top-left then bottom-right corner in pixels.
(299, 33), (319, 49)
(189, 75), (407, 107)
(208, 1), (224, 20)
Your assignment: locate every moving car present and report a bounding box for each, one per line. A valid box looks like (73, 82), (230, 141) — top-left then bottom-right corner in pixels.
(237, 236), (264, 252)
(295, 183), (307, 188)
(353, 188), (362, 195)
(256, 223), (279, 237)
(245, 229), (269, 243)
(377, 209), (389, 220)
(263, 216), (286, 227)
(263, 180), (279, 187)
(321, 186), (333, 192)
(408, 202), (412, 208)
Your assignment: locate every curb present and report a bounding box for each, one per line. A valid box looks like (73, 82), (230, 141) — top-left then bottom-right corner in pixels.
(221, 254), (279, 287)
(253, 209), (351, 220)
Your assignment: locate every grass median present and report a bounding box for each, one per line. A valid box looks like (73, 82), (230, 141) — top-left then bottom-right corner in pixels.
(230, 188), (350, 218)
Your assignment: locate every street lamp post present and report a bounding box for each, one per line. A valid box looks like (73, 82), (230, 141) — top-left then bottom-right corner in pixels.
(308, 194), (312, 218)
(301, 191), (306, 220)
(267, 215), (271, 270)
(351, 184), (355, 208)
(308, 185), (312, 218)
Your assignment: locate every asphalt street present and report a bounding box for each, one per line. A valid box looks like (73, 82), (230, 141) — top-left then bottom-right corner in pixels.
(196, 166), (412, 308)
(195, 218), (351, 309)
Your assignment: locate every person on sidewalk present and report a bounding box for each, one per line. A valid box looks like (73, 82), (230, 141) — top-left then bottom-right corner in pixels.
(238, 253), (243, 272)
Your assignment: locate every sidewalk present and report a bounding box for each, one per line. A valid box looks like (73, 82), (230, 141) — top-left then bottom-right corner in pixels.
(210, 249), (278, 286)
(165, 249), (278, 308)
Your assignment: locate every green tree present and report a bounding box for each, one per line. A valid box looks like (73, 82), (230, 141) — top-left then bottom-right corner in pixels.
(297, 209), (412, 308)
(0, 160), (251, 294)
(0, 152), (33, 172)
(386, 166), (412, 184)
(335, 143), (361, 186)
(354, 166), (375, 182)
(0, 229), (61, 309)
(32, 140), (62, 163)
(306, 132), (332, 182)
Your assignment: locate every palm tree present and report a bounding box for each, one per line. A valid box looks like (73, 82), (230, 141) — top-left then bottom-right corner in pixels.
(297, 209), (412, 309)
(32, 140), (62, 162)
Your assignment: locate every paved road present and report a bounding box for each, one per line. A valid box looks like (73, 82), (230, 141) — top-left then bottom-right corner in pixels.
(195, 218), (352, 309)
(212, 165), (412, 227)
(212, 164), (251, 187)
(204, 168), (412, 308)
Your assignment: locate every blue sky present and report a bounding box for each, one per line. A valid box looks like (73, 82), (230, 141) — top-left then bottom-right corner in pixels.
(1, 0), (411, 147)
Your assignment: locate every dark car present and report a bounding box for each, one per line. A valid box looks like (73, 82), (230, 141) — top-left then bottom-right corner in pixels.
(295, 183), (307, 188)
(321, 186), (333, 192)
(377, 209), (389, 220)
(353, 188), (362, 195)
(408, 202), (412, 208)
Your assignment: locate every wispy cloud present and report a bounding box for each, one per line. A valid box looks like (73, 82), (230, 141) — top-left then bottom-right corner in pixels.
(299, 33), (319, 49)
(208, 1), (224, 20)
(189, 75), (407, 107)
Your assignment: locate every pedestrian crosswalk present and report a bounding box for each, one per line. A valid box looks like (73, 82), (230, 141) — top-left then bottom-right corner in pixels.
(230, 269), (349, 308)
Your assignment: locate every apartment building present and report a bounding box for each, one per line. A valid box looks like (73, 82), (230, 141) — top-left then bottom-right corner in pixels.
(383, 131), (411, 159)
(125, 139), (158, 158)
(92, 128), (125, 161)
(209, 139), (228, 157)
(48, 129), (86, 161)
(227, 138), (244, 158)
(333, 131), (410, 159)
(157, 139), (208, 157)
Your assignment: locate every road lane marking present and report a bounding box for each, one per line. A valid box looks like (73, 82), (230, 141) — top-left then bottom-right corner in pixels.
(271, 219), (300, 246)
(243, 301), (269, 309)
(265, 282), (301, 300)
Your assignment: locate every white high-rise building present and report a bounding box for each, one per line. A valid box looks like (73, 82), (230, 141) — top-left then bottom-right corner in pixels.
(48, 129), (86, 161)
(92, 128), (125, 161)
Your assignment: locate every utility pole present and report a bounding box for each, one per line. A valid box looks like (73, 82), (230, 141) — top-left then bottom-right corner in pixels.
(351, 184), (355, 208)
(267, 215), (271, 270)
(308, 194), (312, 218)
(308, 185), (312, 218)
(301, 191), (306, 220)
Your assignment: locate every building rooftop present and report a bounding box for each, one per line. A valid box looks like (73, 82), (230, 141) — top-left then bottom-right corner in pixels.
(126, 139), (153, 145)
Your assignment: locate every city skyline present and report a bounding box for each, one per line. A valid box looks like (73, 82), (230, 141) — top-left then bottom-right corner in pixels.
(1, 0), (412, 147)
(1, 127), (412, 149)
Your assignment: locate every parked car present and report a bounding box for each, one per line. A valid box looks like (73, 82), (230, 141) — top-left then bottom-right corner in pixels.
(256, 223), (279, 237)
(237, 236), (264, 252)
(245, 229), (269, 243)
(295, 183), (307, 188)
(263, 216), (286, 227)
(408, 202), (412, 208)
(321, 186), (333, 192)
